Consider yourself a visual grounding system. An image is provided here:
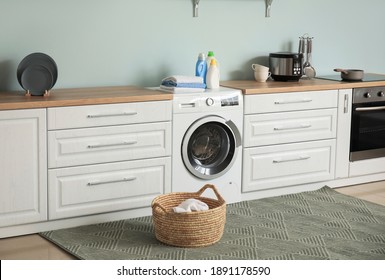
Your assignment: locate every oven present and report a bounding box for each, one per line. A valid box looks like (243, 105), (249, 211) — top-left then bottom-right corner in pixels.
(350, 86), (385, 161)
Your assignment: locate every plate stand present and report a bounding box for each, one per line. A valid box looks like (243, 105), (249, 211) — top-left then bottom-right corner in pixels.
(25, 90), (51, 97)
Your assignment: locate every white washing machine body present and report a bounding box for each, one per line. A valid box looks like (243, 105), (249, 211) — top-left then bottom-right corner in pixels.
(172, 87), (243, 203)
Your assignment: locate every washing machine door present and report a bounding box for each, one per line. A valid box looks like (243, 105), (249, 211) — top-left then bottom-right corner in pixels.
(181, 115), (241, 180)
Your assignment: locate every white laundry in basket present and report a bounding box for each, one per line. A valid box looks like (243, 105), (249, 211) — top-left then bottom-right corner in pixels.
(173, 198), (209, 213)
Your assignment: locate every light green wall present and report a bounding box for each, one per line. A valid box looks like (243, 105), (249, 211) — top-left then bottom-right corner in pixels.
(1, 0), (384, 91)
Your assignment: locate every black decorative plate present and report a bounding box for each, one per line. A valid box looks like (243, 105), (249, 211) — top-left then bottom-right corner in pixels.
(17, 52), (58, 93)
(21, 65), (53, 96)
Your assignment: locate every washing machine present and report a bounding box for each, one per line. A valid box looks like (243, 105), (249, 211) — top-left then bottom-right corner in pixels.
(172, 87), (243, 203)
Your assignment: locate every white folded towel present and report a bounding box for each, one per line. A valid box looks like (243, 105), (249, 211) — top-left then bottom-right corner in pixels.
(161, 75), (204, 84)
(173, 198), (209, 213)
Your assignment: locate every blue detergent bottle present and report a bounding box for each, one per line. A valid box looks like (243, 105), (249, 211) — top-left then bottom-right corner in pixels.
(195, 53), (207, 85)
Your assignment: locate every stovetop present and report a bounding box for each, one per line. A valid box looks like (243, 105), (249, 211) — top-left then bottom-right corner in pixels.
(317, 73), (385, 82)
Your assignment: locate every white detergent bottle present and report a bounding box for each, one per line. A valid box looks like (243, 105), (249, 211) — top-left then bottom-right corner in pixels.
(206, 51), (219, 71)
(206, 51), (215, 67)
(206, 58), (220, 89)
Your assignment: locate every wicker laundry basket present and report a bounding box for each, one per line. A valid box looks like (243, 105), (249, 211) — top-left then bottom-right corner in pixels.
(151, 184), (226, 248)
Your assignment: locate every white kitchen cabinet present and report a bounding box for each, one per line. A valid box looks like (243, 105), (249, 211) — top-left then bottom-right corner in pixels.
(47, 101), (172, 219)
(335, 89), (352, 179)
(243, 140), (336, 192)
(243, 90), (338, 193)
(47, 101), (171, 130)
(244, 108), (337, 147)
(48, 157), (170, 219)
(48, 122), (171, 168)
(244, 90), (338, 114)
(0, 109), (47, 227)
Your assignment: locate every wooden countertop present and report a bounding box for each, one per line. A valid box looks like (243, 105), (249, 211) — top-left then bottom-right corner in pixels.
(221, 76), (385, 94)
(2, 75), (385, 110)
(0, 86), (172, 110)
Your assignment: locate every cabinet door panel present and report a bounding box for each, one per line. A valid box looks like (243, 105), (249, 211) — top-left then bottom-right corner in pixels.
(48, 122), (171, 168)
(48, 101), (172, 130)
(244, 109), (337, 147)
(48, 157), (171, 219)
(244, 90), (338, 114)
(335, 89), (352, 178)
(242, 140), (336, 192)
(0, 109), (47, 227)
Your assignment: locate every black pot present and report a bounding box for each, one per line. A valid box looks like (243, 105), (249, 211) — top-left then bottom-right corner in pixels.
(334, 68), (364, 81)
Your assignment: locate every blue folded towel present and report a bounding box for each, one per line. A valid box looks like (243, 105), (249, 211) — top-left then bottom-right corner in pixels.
(161, 75), (206, 89)
(161, 80), (206, 88)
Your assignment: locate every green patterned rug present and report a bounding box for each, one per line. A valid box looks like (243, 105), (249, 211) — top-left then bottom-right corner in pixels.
(40, 186), (385, 260)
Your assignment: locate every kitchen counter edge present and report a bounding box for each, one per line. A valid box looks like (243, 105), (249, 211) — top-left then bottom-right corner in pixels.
(221, 77), (385, 94)
(0, 86), (172, 110)
(3, 78), (385, 110)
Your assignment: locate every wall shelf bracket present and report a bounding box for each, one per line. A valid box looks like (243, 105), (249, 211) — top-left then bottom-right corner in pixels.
(193, 0), (200, 17)
(265, 0), (273, 17)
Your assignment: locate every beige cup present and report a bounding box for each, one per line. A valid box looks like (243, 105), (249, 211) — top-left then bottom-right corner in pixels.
(252, 64), (269, 71)
(254, 69), (271, 82)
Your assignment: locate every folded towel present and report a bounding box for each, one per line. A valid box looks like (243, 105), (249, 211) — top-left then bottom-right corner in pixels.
(162, 75), (203, 85)
(173, 198), (209, 213)
(161, 80), (206, 89)
(160, 85), (205, 93)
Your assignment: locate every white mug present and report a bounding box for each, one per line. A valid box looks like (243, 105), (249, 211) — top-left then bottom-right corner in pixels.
(254, 70), (271, 82)
(252, 64), (269, 71)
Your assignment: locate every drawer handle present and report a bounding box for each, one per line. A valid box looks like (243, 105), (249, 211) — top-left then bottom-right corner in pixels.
(87, 141), (137, 149)
(274, 124), (312, 131)
(274, 98), (312, 105)
(87, 176), (137, 186)
(87, 112), (138, 118)
(273, 155), (310, 163)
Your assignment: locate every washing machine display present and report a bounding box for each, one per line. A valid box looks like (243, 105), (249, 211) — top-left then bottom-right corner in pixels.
(182, 116), (240, 179)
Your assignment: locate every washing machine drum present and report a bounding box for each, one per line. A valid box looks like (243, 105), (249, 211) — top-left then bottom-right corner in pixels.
(182, 116), (240, 179)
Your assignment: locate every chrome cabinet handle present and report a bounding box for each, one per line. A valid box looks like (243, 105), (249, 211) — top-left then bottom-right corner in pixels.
(355, 106), (385, 112)
(87, 176), (137, 186)
(87, 112), (138, 118)
(274, 98), (312, 105)
(273, 155), (310, 163)
(274, 124), (311, 131)
(344, 94), (349, 114)
(87, 140), (137, 149)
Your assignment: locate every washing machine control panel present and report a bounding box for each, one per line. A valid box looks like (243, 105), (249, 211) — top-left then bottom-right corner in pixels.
(205, 96), (240, 107)
(206, 97), (215, 106)
(221, 96), (239, 107)
(173, 89), (242, 114)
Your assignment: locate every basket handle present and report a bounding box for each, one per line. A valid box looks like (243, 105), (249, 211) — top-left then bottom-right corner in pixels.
(152, 202), (167, 213)
(196, 184), (225, 203)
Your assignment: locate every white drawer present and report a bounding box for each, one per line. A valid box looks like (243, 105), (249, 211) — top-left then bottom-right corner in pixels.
(48, 157), (171, 219)
(242, 140), (336, 192)
(244, 108), (337, 147)
(48, 101), (172, 130)
(244, 90), (338, 114)
(48, 122), (171, 168)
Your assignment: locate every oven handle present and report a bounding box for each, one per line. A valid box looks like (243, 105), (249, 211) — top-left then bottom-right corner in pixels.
(355, 106), (385, 112)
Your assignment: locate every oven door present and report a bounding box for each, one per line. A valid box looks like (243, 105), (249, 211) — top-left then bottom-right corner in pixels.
(350, 101), (385, 161)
